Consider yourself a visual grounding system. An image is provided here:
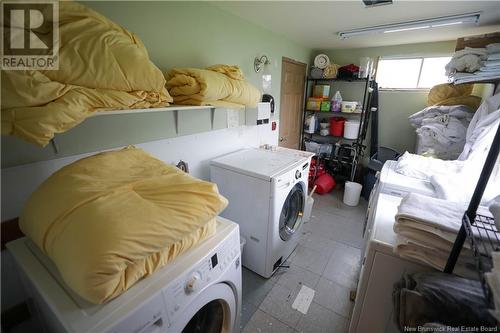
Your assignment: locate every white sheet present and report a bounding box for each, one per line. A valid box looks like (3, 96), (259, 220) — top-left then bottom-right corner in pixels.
(459, 93), (500, 160)
(394, 152), (464, 181)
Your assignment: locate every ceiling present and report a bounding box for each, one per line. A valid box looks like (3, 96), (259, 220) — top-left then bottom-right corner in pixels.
(211, 1), (500, 49)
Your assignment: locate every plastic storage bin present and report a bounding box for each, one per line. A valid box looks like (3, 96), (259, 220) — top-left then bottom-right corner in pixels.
(307, 98), (322, 111)
(341, 101), (358, 113)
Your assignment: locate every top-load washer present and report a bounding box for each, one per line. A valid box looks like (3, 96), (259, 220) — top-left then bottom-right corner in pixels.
(210, 147), (313, 278)
(7, 217), (241, 333)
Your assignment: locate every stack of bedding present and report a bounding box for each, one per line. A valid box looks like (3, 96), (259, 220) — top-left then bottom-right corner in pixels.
(1, 2), (172, 147)
(393, 193), (477, 271)
(165, 65), (261, 108)
(392, 93), (500, 270)
(408, 84), (480, 159)
(447, 43), (500, 84)
(398, 93), (500, 205)
(409, 104), (475, 160)
(19, 146), (228, 304)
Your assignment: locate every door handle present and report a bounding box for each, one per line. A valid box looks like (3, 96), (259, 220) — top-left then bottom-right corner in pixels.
(279, 137), (287, 142)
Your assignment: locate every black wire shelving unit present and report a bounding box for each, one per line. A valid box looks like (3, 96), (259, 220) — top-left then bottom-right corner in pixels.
(300, 76), (375, 182)
(445, 122), (500, 308)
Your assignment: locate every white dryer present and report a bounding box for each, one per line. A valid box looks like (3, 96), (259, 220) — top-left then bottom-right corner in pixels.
(210, 148), (313, 278)
(378, 160), (436, 198)
(7, 217), (241, 333)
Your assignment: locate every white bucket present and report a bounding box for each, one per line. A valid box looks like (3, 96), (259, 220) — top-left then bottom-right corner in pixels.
(343, 181), (362, 206)
(344, 121), (360, 140)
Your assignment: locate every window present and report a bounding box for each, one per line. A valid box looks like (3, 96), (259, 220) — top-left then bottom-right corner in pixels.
(376, 56), (452, 89)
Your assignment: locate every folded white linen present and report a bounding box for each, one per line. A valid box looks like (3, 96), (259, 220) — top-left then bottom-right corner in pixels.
(445, 54), (483, 75)
(419, 116), (468, 144)
(395, 152), (464, 180)
(394, 236), (474, 273)
(416, 134), (468, 160)
(394, 221), (462, 250)
(454, 47), (488, 58)
(479, 65), (500, 72)
(487, 43), (500, 54)
(408, 105), (474, 129)
(396, 193), (466, 233)
(396, 193), (497, 239)
(483, 60), (500, 67)
(488, 53), (500, 61)
(453, 72), (500, 84)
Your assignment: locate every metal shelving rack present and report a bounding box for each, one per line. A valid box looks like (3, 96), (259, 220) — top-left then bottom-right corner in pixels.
(445, 122), (500, 307)
(300, 76), (374, 182)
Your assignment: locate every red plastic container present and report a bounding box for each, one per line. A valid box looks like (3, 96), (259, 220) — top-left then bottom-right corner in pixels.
(314, 173), (336, 194)
(329, 117), (346, 137)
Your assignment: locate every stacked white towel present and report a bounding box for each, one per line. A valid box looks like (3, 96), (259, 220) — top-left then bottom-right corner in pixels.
(408, 105), (475, 160)
(450, 43), (500, 84)
(393, 193), (497, 273)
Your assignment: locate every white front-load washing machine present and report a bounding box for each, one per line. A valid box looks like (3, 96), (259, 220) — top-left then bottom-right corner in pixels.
(7, 217), (241, 333)
(210, 148), (313, 278)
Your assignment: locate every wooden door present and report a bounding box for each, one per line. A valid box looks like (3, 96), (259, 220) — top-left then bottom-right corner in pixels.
(279, 57), (307, 149)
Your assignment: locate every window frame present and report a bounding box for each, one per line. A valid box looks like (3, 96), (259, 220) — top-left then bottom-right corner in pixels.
(376, 54), (452, 91)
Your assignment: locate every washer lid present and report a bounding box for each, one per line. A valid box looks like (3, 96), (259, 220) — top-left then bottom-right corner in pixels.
(211, 149), (307, 180)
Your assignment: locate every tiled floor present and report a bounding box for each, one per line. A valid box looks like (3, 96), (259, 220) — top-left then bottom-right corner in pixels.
(240, 187), (367, 333)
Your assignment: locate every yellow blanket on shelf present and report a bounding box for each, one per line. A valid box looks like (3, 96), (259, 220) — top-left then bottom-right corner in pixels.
(20, 147), (227, 304)
(166, 66), (261, 107)
(1, 1), (172, 147)
(427, 83), (481, 111)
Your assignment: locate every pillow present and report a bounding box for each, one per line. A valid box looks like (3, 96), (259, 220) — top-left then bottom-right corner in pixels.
(20, 146), (227, 303)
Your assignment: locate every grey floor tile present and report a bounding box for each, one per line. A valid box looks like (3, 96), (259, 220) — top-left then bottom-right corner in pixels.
(289, 245), (329, 275)
(242, 309), (296, 333)
(259, 283), (303, 328)
(241, 301), (258, 330)
(274, 263), (321, 291)
(243, 267), (278, 307)
(324, 216), (364, 249)
(322, 242), (361, 289)
(295, 302), (349, 333)
(313, 277), (352, 318)
(299, 232), (338, 257)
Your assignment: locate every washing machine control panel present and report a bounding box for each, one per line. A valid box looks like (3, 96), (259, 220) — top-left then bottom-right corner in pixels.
(164, 231), (240, 326)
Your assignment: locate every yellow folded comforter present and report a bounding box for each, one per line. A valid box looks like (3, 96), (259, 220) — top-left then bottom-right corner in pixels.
(20, 147), (227, 304)
(166, 66), (261, 107)
(1, 1), (172, 147)
(427, 83), (481, 110)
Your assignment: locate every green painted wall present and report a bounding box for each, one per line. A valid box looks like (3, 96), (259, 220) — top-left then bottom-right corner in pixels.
(2, 1), (312, 168)
(314, 41), (457, 153)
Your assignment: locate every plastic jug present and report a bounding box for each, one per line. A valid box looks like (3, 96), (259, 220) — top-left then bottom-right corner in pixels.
(331, 91), (342, 112)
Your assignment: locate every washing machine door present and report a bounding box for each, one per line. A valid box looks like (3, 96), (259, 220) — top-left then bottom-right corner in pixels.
(171, 283), (236, 333)
(279, 183), (305, 241)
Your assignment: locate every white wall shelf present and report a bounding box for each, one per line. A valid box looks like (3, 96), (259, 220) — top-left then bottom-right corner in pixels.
(91, 105), (214, 117)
